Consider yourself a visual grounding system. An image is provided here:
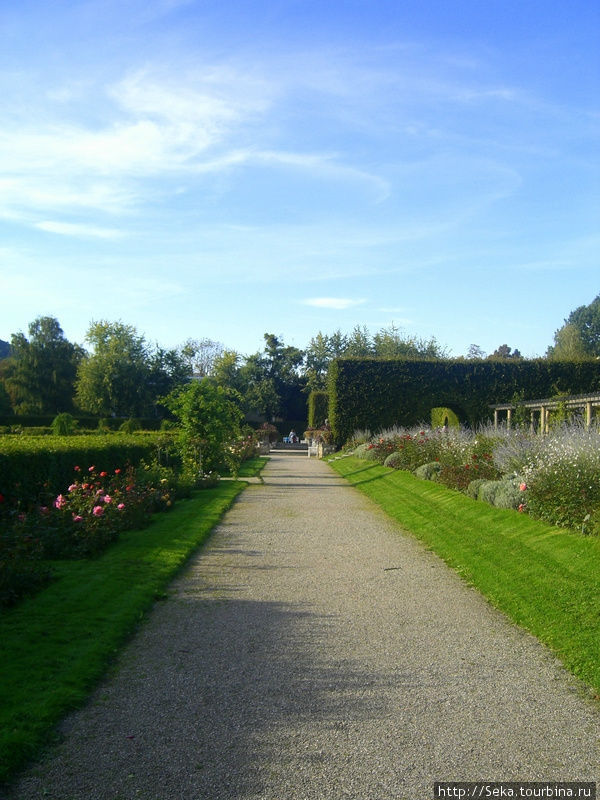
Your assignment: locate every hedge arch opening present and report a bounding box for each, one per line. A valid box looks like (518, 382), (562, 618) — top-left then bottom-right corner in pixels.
(431, 406), (462, 429)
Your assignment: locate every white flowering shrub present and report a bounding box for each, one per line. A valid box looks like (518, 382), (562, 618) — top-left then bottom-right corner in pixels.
(522, 423), (600, 529)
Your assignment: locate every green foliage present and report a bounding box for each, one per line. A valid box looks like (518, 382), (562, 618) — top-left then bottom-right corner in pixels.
(328, 456), (600, 696)
(0, 434), (173, 509)
(414, 461), (442, 480)
(328, 357), (600, 445)
(431, 407), (460, 428)
(164, 380), (244, 477)
(523, 426), (600, 529)
(548, 294), (600, 358)
(0, 480), (246, 784)
(119, 417), (141, 433)
(51, 412), (77, 436)
(308, 391), (329, 429)
(75, 320), (190, 418)
(4, 316), (83, 414)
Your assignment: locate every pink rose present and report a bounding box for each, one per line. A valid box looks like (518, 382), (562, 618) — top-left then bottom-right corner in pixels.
(519, 483), (527, 492)
(117, 503), (125, 511)
(54, 494), (67, 509)
(92, 505), (104, 516)
(103, 494), (112, 504)
(73, 514), (83, 522)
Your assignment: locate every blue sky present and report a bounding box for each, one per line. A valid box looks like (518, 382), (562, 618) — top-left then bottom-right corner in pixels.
(1, 0), (598, 358)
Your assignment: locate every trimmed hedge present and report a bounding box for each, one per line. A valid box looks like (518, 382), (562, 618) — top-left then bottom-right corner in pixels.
(328, 358), (600, 444)
(308, 391), (329, 429)
(0, 415), (164, 431)
(431, 406), (460, 428)
(0, 434), (177, 507)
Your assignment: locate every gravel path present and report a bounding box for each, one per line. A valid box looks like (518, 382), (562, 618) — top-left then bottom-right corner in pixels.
(7, 451), (599, 800)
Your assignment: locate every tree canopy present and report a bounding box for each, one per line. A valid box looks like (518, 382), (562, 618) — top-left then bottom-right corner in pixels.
(548, 294), (600, 359)
(3, 316), (83, 414)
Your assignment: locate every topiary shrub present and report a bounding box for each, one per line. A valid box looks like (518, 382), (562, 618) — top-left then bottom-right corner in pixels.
(51, 413), (78, 436)
(492, 478), (523, 510)
(362, 445), (381, 461)
(119, 418), (141, 434)
(477, 480), (502, 505)
(414, 461), (442, 481)
(467, 478), (488, 499)
(431, 407), (460, 428)
(384, 451), (405, 469)
(353, 443), (372, 458)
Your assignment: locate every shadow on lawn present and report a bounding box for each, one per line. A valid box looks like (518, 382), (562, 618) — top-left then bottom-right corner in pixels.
(6, 596), (406, 800)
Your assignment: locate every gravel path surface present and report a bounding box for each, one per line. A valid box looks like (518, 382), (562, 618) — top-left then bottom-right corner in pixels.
(7, 451), (599, 800)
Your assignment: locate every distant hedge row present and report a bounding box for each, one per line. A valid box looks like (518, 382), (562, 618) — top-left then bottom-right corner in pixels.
(328, 358), (600, 444)
(0, 415), (164, 430)
(0, 434), (177, 507)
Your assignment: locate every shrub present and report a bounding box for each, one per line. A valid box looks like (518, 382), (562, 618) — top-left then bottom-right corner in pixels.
(352, 443), (372, 458)
(477, 480), (502, 505)
(492, 478), (523, 510)
(414, 461), (442, 480)
(51, 413), (77, 436)
(384, 451), (405, 469)
(119, 418), (141, 434)
(523, 424), (600, 529)
(466, 478), (488, 499)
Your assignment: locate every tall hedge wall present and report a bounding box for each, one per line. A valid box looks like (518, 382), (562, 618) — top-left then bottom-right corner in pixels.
(328, 358), (600, 444)
(308, 391), (329, 429)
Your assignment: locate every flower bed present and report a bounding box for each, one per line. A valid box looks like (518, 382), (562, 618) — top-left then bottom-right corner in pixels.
(347, 422), (600, 535)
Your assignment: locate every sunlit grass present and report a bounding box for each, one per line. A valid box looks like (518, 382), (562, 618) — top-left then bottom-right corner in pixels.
(328, 456), (600, 697)
(0, 480), (250, 786)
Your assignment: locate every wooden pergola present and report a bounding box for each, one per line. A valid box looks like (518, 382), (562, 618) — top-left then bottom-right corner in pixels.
(490, 391), (600, 433)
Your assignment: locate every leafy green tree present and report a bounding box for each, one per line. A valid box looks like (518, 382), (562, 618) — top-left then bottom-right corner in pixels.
(548, 295), (600, 358)
(345, 325), (374, 357)
(0, 340), (10, 360)
(75, 321), (152, 417)
(304, 330), (348, 392)
(372, 324), (448, 359)
(4, 316), (83, 414)
(488, 344), (522, 360)
(164, 379), (243, 475)
(546, 323), (589, 361)
(145, 347), (192, 415)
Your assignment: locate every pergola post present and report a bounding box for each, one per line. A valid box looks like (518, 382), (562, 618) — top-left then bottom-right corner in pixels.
(586, 401), (592, 428)
(494, 409), (499, 430)
(540, 405), (547, 435)
(506, 408), (512, 430)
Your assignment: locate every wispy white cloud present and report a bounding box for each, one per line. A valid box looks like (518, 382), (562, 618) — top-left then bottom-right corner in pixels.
(301, 297), (367, 310)
(35, 221), (125, 239)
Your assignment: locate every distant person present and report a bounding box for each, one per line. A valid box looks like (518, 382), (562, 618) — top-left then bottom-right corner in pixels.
(289, 429), (298, 443)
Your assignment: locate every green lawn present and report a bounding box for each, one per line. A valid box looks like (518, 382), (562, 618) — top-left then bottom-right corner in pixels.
(328, 456), (600, 698)
(0, 467), (265, 786)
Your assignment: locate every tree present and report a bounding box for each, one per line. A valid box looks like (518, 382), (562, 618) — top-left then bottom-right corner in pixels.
(547, 294), (600, 358)
(75, 321), (152, 417)
(546, 324), (589, 361)
(304, 330), (349, 392)
(164, 379), (243, 474)
(372, 324), (448, 359)
(4, 316), (83, 414)
(179, 338), (224, 378)
(488, 344), (522, 360)
(466, 344), (486, 360)
(345, 325), (374, 357)
(0, 340), (10, 360)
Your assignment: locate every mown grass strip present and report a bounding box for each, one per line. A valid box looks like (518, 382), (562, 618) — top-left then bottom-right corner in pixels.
(0, 478), (250, 786)
(328, 457), (600, 696)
